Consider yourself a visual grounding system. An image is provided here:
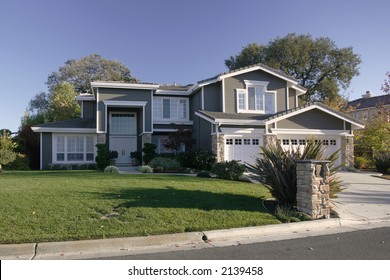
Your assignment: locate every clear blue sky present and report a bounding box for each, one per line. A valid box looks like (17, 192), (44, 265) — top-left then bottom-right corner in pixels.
(1, 0), (389, 132)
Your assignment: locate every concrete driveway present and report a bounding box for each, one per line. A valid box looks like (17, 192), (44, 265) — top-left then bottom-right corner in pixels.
(332, 172), (390, 221)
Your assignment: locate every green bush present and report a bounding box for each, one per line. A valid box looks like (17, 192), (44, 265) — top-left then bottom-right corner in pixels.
(136, 165), (153, 173)
(177, 150), (216, 171)
(95, 144), (118, 170)
(104, 165), (120, 174)
(142, 143), (157, 164)
(247, 141), (340, 206)
(354, 156), (369, 170)
(275, 204), (312, 223)
(197, 171), (212, 178)
(130, 151), (142, 165)
(148, 157), (181, 171)
(373, 153), (390, 174)
(3, 153), (30, 170)
(212, 160), (246, 181)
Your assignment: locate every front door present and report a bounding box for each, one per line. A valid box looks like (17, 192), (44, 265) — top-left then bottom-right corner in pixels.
(109, 136), (137, 164)
(109, 112), (137, 165)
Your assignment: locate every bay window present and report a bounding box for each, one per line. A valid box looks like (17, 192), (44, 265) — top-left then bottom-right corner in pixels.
(236, 80), (276, 114)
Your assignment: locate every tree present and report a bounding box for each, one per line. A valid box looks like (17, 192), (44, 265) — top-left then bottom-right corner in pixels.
(225, 33), (361, 104)
(381, 72), (390, 94)
(0, 131), (17, 171)
(163, 128), (193, 157)
(48, 82), (80, 122)
(46, 53), (138, 93)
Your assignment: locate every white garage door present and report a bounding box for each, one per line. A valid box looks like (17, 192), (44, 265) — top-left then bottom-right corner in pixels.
(278, 135), (341, 166)
(224, 137), (263, 165)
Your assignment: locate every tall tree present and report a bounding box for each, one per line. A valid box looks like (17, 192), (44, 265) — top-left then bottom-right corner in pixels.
(225, 33), (361, 104)
(46, 53), (138, 93)
(48, 82), (80, 122)
(381, 72), (390, 94)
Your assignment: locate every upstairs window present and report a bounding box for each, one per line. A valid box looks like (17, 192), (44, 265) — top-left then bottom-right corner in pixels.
(236, 80), (276, 114)
(154, 97), (189, 122)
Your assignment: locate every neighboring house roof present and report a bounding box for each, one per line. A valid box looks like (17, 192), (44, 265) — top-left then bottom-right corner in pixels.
(31, 118), (96, 133)
(196, 102), (364, 129)
(347, 94), (390, 110)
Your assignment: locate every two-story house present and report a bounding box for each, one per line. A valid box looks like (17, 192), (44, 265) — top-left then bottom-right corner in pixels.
(32, 63), (364, 169)
(347, 91), (390, 123)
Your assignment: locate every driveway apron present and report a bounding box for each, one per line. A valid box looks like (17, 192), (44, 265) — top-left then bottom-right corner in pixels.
(332, 172), (390, 221)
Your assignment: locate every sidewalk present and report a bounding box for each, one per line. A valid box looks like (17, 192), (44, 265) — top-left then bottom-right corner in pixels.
(2, 171), (390, 260)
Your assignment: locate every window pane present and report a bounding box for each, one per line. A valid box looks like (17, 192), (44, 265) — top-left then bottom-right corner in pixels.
(265, 92), (274, 113)
(179, 100), (187, 119)
(86, 136), (94, 153)
(68, 153), (83, 161)
(57, 136), (65, 153)
(255, 87), (263, 111)
(153, 98), (161, 119)
(248, 87), (255, 110)
(238, 92), (245, 110)
(57, 153), (65, 161)
(170, 99), (178, 119)
(86, 153), (94, 161)
(163, 99), (170, 119)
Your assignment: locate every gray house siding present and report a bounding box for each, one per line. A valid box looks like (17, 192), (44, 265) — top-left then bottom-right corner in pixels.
(195, 117), (212, 151)
(288, 89), (297, 109)
(276, 109), (344, 130)
(203, 82), (222, 112)
(223, 70), (288, 113)
(97, 88), (152, 132)
(41, 132), (52, 169)
(82, 101), (96, 119)
(190, 89), (201, 120)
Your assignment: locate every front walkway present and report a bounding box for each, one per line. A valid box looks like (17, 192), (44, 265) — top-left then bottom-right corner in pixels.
(332, 172), (390, 221)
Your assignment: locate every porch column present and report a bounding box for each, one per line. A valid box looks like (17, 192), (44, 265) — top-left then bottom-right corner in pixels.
(212, 134), (225, 162)
(263, 134), (278, 149)
(341, 135), (354, 169)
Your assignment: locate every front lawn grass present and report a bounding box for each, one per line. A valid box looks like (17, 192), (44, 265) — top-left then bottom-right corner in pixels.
(0, 171), (279, 244)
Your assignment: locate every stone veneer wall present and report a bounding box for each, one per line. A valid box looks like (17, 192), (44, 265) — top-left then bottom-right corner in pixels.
(296, 160), (331, 219)
(97, 133), (106, 144)
(212, 134), (225, 162)
(341, 135), (354, 169)
(142, 133), (152, 147)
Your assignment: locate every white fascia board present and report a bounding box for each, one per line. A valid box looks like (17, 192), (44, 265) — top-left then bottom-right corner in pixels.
(31, 127), (97, 133)
(103, 101), (147, 107)
(75, 95), (95, 101)
(265, 104), (365, 129)
(153, 128), (179, 132)
(291, 85), (307, 95)
(216, 119), (264, 125)
(155, 89), (190, 96)
(153, 121), (193, 125)
(195, 111), (216, 124)
(91, 82), (159, 90)
(271, 128), (351, 136)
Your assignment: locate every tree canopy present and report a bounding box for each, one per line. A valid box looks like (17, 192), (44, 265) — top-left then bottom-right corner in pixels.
(46, 53), (138, 93)
(381, 72), (390, 94)
(0, 131), (17, 171)
(225, 33), (361, 104)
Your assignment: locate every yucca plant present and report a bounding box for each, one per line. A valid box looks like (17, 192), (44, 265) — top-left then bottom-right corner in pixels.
(247, 140), (341, 206)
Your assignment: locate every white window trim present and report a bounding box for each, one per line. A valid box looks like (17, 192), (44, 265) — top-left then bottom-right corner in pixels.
(52, 134), (97, 164)
(236, 80), (276, 114)
(153, 97), (190, 122)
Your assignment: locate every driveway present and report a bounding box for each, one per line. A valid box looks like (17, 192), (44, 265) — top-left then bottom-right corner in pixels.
(332, 172), (390, 221)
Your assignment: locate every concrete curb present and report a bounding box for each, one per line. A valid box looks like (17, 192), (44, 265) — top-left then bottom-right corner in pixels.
(2, 218), (390, 260)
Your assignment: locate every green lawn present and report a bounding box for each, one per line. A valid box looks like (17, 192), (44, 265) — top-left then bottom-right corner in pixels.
(0, 171), (279, 244)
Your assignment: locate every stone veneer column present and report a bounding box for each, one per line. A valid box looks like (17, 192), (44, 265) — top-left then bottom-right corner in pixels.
(142, 133), (152, 147)
(263, 134), (278, 149)
(296, 160), (331, 219)
(97, 133), (106, 144)
(212, 134), (225, 162)
(341, 135), (354, 169)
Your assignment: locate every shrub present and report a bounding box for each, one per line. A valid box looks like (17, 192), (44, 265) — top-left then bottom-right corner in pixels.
(212, 160), (246, 181)
(197, 171), (212, 178)
(136, 165), (153, 173)
(247, 141), (340, 206)
(130, 151), (142, 165)
(104, 165), (120, 174)
(274, 204), (312, 223)
(354, 156), (369, 170)
(177, 150), (216, 171)
(3, 153), (30, 170)
(148, 157), (181, 171)
(95, 144), (118, 170)
(142, 143), (157, 164)
(373, 153), (390, 174)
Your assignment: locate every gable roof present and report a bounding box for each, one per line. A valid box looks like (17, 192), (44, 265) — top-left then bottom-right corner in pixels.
(196, 63), (307, 95)
(347, 94), (390, 110)
(196, 102), (364, 129)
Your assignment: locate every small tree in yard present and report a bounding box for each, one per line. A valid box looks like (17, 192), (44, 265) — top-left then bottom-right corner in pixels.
(163, 128), (192, 157)
(0, 131), (17, 171)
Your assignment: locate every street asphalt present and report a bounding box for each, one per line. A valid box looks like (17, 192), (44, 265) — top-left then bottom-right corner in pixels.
(1, 171), (390, 260)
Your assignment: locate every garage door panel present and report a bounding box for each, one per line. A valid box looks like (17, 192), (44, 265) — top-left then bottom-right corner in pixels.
(224, 137), (263, 165)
